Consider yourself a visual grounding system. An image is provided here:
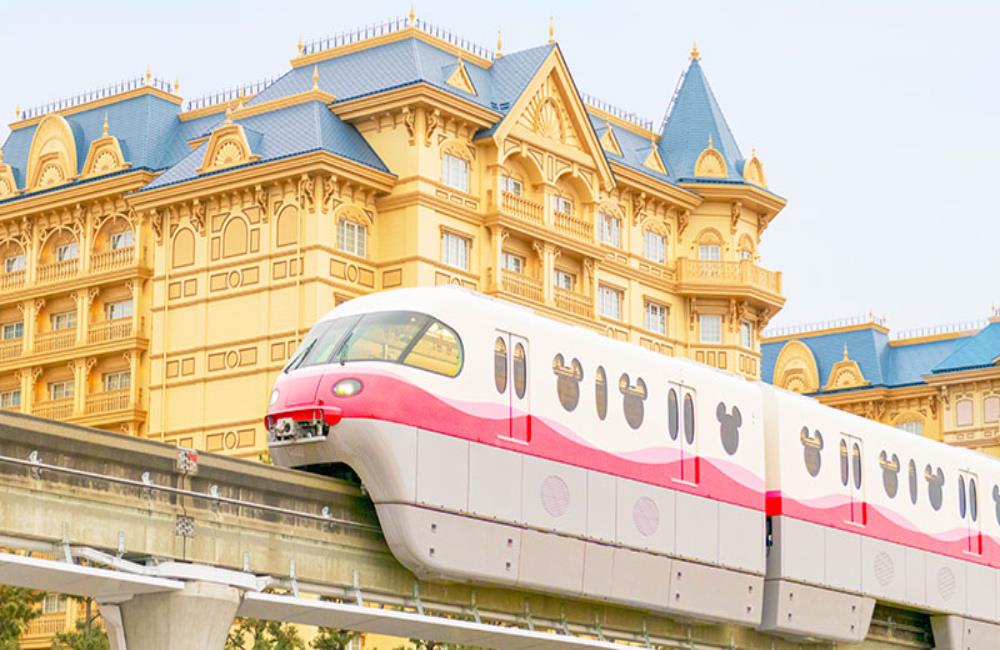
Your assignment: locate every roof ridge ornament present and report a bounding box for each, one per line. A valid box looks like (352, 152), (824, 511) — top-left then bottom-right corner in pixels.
(297, 36), (303, 55)
(496, 30), (502, 59)
(174, 76), (181, 93)
(690, 42), (700, 61)
(102, 113), (109, 137)
(312, 65), (320, 90)
(548, 16), (554, 44)
(409, 5), (416, 25)
(145, 66), (152, 85)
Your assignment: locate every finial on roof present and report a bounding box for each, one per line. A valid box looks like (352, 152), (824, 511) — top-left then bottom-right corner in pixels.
(174, 76), (181, 93)
(843, 344), (849, 361)
(496, 30), (502, 58)
(102, 113), (109, 137)
(14, 105), (19, 120)
(225, 106), (233, 126)
(145, 66), (152, 84)
(548, 16), (554, 44)
(409, 5), (415, 25)
(312, 65), (319, 90)
(690, 42), (700, 61)
(707, 133), (713, 148)
(297, 36), (303, 55)
(751, 145), (757, 158)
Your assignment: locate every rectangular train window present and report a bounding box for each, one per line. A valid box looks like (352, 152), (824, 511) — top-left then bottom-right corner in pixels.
(839, 434), (866, 526)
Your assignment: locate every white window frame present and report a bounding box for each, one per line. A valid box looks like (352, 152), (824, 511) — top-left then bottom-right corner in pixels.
(1, 322), (23, 340)
(55, 242), (79, 262)
(501, 252), (525, 274)
(110, 230), (135, 250)
(42, 594), (66, 615)
(897, 419), (924, 436)
(440, 231), (470, 271)
(598, 285), (623, 321)
(740, 320), (754, 348)
(336, 219), (367, 258)
(551, 195), (574, 215)
(49, 380), (73, 401)
(0, 389), (21, 408)
(500, 175), (523, 196)
(699, 243), (721, 261)
(553, 269), (575, 291)
(598, 212), (622, 248)
(4, 255), (25, 273)
(50, 311), (77, 331)
(103, 370), (131, 392)
(106, 300), (133, 321)
(643, 230), (665, 263)
(441, 153), (470, 192)
(644, 301), (667, 335)
(699, 314), (723, 344)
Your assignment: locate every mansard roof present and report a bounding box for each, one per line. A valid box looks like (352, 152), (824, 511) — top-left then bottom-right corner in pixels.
(932, 321), (1000, 374)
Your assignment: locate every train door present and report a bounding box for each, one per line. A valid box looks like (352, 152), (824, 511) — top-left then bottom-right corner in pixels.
(667, 382), (698, 485)
(839, 434), (866, 525)
(496, 331), (530, 443)
(959, 470), (981, 555)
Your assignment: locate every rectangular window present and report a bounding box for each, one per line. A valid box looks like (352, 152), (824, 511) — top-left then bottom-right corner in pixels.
(336, 220), (367, 257)
(897, 420), (924, 436)
(106, 300), (133, 321)
(551, 195), (574, 215)
(440, 232), (470, 271)
(50, 311), (77, 331)
(986, 397), (1000, 423)
(110, 230), (135, 250)
(740, 320), (754, 348)
(699, 244), (721, 261)
(644, 230), (665, 263)
(599, 213), (622, 247)
(103, 370), (131, 392)
(699, 314), (722, 343)
(500, 175), (523, 196)
(645, 302), (667, 335)
(1, 322), (22, 340)
(598, 285), (623, 321)
(739, 249), (753, 260)
(0, 389), (21, 408)
(4, 255), (25, 273)
(501, 252), (524, 274)
(56, 242), (79, 262)
(49, 380), (73, 401)
(441, 154), (470, 192)
(42, 594), (66, 615)
(553, 269), (575, 291)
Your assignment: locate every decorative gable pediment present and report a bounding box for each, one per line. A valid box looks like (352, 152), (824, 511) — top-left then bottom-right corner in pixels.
(693, 135), (727, 178)
(81, 116), (131, 179)
(773, 340), (820, 394)
(824, 345), (869, 391)
(444, 56), (477, 96)
(742, 149), (767, 187)
(198, 112), (260, 175)
(599, 123), (622, 156)
(642, 141), (668, 176)
(0, 150), (17, 199)
(26, 114), (78, 191)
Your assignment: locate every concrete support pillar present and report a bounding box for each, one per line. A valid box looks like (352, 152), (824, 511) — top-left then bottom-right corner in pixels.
(100, 581), (241, 650)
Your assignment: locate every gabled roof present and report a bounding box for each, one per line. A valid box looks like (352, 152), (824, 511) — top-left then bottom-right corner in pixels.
(143, 100), (389, 191)
(932, 321), (1000, 374)
(659, 58), (744, 182)
(590, 115), (679, 188)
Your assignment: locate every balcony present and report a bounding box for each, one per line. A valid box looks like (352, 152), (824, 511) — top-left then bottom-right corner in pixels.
(500, 270), (543, 303)
(88, 319), (133, 345)
(37, 258), (79, 283)
(554, 287), (594, 319)
(91, 246), (135, 273)
(85, 389), (130, 415)
(499, 191), (543, 226)
(0, 270), (25, 291)
(553, 210), (593, 243)
(33, 398), (73, 420)
(675, 258), (783, 305)
(34, 329), (75, 353)
(0, 338), (23, 361)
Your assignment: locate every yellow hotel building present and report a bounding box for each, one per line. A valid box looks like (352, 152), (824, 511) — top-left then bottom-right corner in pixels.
(0, 13), (784, 468)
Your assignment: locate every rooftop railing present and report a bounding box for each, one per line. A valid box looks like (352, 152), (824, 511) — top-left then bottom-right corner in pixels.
(184, 77), (278, 112)
(762, 313), (887, 339)
(20, 77), (176, 121)
(891, 320), (988, 341)
(301, 15), (494, 61)
(581, 93), (655, 132)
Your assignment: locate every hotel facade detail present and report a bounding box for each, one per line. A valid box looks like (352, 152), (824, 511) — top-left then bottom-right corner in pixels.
(0, 15), (785, 458)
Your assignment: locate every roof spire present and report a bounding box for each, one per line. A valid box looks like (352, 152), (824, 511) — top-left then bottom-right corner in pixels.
(690, 42), (700, 61)
(496, 29), (502, 58)
(145, 66), (152, 84)
(548, 16), (555, 44)
(312, 65), (319, 90)
(102, 113), (109, 137)
(297, 36), (303, 55)
(409, 5), (415, 25)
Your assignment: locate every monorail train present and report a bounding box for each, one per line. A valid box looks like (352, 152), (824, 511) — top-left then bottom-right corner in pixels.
(266, 287), (1000, 648)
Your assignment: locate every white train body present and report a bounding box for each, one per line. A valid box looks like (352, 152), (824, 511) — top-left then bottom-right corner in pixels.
(266, 287), (1000, 647)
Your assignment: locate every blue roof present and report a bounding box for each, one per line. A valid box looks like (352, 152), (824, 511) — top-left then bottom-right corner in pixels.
(590, 116), (682, 188)
(932, 321), (1000, 374)
(144, 100), (389, 190)
(660, 59), (745, 182)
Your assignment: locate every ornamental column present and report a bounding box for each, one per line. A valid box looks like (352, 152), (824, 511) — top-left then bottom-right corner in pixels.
(19, 298), (43, 353)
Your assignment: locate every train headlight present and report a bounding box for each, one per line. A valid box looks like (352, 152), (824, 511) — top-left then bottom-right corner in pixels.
(269, 389), (280, 406)
(333, 378), (363, 397)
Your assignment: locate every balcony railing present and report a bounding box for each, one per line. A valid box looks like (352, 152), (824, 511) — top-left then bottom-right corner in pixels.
(88, 319), (134, 345)
(553, 211), (593, 242)
(0, 270), (25, 291)
(34, 329), (76, 353)
(85, 389), (130, 415)
(37, 258), (79, 283)
(676, 258), (782, 295)
(500, 270), (543, 303)
(33, 398), (73, 420)
(91, 246), (135, 273)
(554, 287), (594, 319)
(0, 338), (22, 361)
(24, 612), (69, 636)
(499, 192), (544, 225)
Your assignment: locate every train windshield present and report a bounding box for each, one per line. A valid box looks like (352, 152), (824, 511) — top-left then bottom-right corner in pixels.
(286, 311), (463, 377)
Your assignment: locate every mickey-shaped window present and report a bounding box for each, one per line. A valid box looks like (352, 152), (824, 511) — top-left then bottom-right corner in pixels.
(512, 342), (527, 399)
(800, 427), (823, 477)
(553, 354), (583, 411)
(908, 460), (918, 505)
(683, 394), (695, 444)
(925, 465), (944, 511)
(668, 389), (679, 440)
(716, 402), (741, 455)
(595, 366), (607, 421)
(880, 451), (900, 498)
(494, 337), (508, 394)
(619, 373), (647, 430)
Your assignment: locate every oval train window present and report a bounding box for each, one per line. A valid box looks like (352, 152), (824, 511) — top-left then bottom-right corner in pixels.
(494, 337), (507, 394)
(970, 478), (978, 522)
(683, 394), (695, 444)
(839, 440), (849, 487)
(959, 477), (967, 519)
(513, 343), (527, 399)
(908, 460), (918, 504)
(595, 366), (607, 420)
(668, 389), (679, 440)
(852, 443), (862, 490)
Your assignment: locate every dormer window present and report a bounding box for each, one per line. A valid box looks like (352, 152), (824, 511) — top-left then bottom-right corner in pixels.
(56, 242), (78, 262)
(111, 230), (134, 250)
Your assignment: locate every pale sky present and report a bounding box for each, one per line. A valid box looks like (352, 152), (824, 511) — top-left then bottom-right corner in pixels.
(2, 1), (996, 332)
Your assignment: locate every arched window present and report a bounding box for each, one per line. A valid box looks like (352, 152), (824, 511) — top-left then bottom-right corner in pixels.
(275, 205), (299, 248)
(984, 396), (1000, 423)
(222, 217), (248, 258)
(512, 342), (527, 399)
